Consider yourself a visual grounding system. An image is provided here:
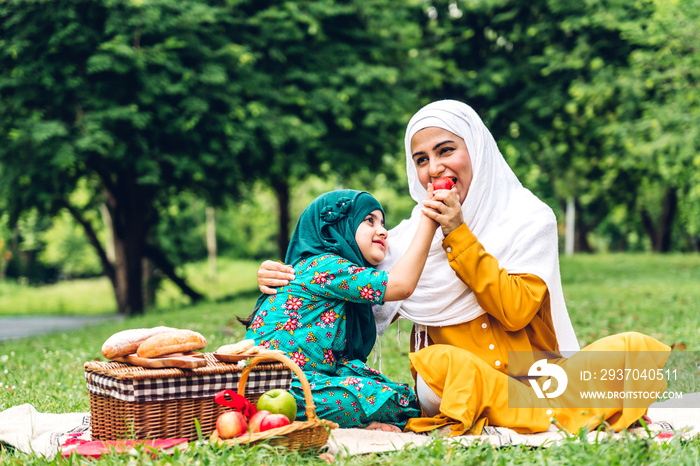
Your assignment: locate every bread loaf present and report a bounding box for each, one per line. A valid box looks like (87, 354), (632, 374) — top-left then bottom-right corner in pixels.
(101, 326), (177, 359)
(216, 339), (256, 355)
(136, 329), (207, 358)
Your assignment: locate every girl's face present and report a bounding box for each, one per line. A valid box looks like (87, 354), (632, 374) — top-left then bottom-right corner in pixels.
(355, 209), (388, 266)
(410, 127), (473, 204)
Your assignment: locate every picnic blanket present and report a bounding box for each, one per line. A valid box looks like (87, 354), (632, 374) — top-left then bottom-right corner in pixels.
(327, 393), (700, 455)
(2, 394), (699, 459)
(0, 404), (91, 458)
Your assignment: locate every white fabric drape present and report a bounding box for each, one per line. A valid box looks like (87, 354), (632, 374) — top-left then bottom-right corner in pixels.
(375, 100), (579, 352)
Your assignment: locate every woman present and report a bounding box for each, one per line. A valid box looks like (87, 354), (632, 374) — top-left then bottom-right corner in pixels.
(258, 100), (670, 435)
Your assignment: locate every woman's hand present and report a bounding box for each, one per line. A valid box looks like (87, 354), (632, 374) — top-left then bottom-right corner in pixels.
(257, 260), (295, 294)
(364, 421), (402, 433)
(422, 186), (464, 237)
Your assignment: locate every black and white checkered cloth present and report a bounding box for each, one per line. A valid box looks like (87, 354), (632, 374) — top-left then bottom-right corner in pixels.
(85, 369), (292, 403)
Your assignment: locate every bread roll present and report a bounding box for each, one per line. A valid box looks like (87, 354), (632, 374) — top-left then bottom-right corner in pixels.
(216, 339), (256, 355)
(136, 329), (207, 358)
(101, 326), (177, 359)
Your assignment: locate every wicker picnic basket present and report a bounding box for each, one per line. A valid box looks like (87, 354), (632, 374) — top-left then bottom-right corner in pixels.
(210, 351), (338, 452)
(84, 353), (292, 440)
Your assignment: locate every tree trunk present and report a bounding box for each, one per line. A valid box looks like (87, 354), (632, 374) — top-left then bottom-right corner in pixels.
(565, 196), (575, 256)
(657, 188), (677, 253)
(574, 199), (594, 253)
(0, 233), (12, 281)
(640, 187), (678, 252)
(99, 203), (116, 264)
(83, 165), (205, 315)
(272, 179), (291, 259)
(142, 257), (159, 308)
(106, 177), (155, 316)
(66, 190), (148, 315)
(112, 221), (145, 315)
(206, 206), (217, 283)
(0, 247), (8, 281)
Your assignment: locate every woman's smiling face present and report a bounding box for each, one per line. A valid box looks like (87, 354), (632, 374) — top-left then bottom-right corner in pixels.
(410, 127), (473, 204)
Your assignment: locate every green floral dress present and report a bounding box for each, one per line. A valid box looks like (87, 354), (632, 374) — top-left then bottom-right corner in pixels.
(245, 253), (420, 428)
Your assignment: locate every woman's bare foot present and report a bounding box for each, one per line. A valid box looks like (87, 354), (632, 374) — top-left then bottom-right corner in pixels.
(364, 421), (402, 433)
(631, 415), (653, 428)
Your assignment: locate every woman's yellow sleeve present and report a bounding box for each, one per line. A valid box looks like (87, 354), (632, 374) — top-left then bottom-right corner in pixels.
(442, 223), (548, 331)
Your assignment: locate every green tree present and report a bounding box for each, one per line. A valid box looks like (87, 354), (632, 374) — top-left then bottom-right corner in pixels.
(402, 0), (609, 249)
(603, 0), (700, 251)
(226, 0), (423, 256)
(547, 0), (700, 252)
(0, 0), (255, 314)
(408, 0), (698, 252)
(0, 0), (425, 314)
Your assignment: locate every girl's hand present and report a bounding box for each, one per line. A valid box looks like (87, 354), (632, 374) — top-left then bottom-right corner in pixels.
(420, 183), (440, 228)
(257, 260), (295, 294)
(421, 186), (463, 236)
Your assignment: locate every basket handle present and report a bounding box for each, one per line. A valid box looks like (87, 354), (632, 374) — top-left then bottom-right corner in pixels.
(237, 351), (319, 422)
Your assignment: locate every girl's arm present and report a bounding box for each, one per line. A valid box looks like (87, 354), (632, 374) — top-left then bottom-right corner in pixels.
(257, 187), (441, 300)
(383, 186), (440, 302)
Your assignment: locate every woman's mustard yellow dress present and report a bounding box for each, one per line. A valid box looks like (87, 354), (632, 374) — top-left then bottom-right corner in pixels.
(405, 223), (671, 435)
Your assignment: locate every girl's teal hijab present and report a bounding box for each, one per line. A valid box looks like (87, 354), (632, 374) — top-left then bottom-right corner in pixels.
(255, 190), (384, 362)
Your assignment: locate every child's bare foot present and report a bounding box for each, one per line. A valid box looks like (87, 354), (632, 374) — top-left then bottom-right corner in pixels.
(364, 421), (402, 433)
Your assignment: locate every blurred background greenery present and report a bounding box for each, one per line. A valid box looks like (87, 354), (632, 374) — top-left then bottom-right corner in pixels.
(1, 0), (698, 316)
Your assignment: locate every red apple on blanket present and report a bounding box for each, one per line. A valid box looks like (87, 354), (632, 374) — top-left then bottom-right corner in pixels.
(260, 413), (291, 431)
(216, 411), (247, 439)
(432, 177), (455, 191)
(247, 409), (271, 433)
(256, 389), (298, 423)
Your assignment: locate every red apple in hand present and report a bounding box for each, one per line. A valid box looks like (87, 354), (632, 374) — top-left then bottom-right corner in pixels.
(432, 177), (455, 191)
(247, 409), (271, 433)
(260, 413), (291, 431)
(256, 389), (298, 423)
(216, 411), (247, 439)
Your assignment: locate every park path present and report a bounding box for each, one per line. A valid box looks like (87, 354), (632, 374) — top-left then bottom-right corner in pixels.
(0, 315), (124, 341)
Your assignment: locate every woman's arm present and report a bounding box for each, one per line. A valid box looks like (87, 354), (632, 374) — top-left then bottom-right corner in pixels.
(444, 223), (548, 331)
(257, 260), (295, 294)
(423, 189), (547, 330)
(421, 188), (464, 237)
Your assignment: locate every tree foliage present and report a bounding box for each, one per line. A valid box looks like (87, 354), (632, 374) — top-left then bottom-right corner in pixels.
(0, 0), (425, 313)
(1, 0), (256, 313)
(408, 0), (699, 252)
(1, 0), (697, 314)
(222, 0), (424, 255)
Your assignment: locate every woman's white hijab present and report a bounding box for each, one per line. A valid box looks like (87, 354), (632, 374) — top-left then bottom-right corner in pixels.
(375, 100), (580, 352)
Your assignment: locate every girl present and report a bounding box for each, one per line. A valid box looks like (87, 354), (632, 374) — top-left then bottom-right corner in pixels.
(242, 189), (438, 432)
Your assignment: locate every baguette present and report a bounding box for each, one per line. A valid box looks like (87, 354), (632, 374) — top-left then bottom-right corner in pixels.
(101, 326), (177, 359)
(136, 329), (207, 358)
(216, 339), (256, 355)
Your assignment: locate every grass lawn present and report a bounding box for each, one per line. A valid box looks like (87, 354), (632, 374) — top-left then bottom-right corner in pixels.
(0, 258), (262, 316)
(0, 253), (698, 464)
